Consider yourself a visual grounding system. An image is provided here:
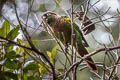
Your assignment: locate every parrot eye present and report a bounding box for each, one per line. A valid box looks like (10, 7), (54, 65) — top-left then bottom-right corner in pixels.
(42, 13), (51, 20)
(44, 13), (51, 18)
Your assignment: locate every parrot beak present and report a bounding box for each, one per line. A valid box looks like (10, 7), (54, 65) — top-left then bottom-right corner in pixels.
(41, 14), (49, 25)
(41, 15), (46, 20)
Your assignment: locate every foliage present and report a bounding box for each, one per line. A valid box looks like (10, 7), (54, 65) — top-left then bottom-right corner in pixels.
(47, 45), (58, 65)
(0, 20), (40, 79)
(0, 20), (60, 79)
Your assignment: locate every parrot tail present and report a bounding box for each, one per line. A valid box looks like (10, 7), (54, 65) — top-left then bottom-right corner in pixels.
(77, 47), (98, 73)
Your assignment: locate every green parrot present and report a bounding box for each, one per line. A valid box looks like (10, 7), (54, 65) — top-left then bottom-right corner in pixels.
(41, 11), (97, 72)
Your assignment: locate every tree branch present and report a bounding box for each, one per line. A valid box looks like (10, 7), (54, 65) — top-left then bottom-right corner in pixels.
(63, 46), (120, 79)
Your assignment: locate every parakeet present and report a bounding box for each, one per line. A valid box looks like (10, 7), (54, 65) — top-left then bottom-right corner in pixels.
(41, 11), (97, 72)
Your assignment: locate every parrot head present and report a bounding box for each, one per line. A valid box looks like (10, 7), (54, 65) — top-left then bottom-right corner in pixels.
(41, 11), (60, 26)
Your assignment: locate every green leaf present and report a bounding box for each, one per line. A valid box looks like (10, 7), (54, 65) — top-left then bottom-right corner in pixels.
(47, 51), (52, 62)
(16, 47), (20, 54)
(17, 39), (25, 53)
(38, 64), (48, 75)
(24, 62), (38, 73)
(6, 51), (21, 59)
(52, 45), (58, 65)
(20, 47), (25, 53)
(0, 71), (18, 80)
(17, 38), (23, 44)
(47, 45), (58, 65)
(8, 46), (13, 52)
(4, 59), (22, 69)
(52, 45), (58, 59)
(24, 75), (28, 80)
(6, 51), (16, 59)
(0, 20), (10, 37)
(38, 64), (43, 74)
(4, 71), (18, 80)
(7, 25), (20, 40)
